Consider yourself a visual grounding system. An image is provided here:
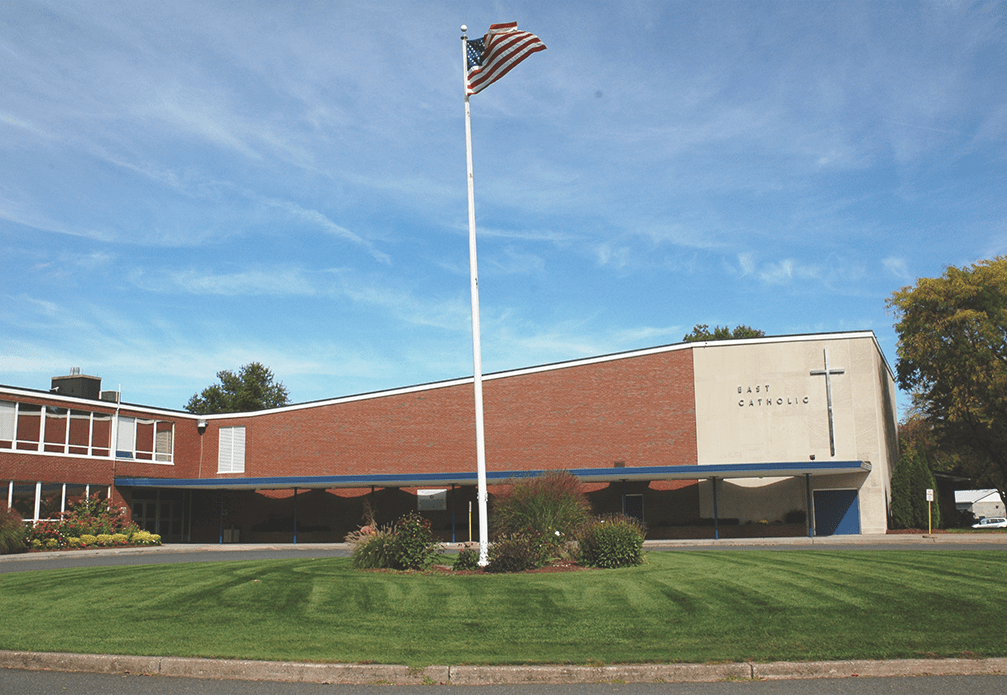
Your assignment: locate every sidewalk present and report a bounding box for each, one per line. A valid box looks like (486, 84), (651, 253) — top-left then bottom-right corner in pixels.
(2, 649), (1006, 685)
(3, 531), (1007, 565)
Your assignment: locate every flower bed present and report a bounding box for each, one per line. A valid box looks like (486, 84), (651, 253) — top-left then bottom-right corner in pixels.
(22, 495), (161, 552)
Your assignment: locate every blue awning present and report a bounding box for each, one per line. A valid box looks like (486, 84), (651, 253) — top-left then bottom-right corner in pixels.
(116, 460), (870, 491)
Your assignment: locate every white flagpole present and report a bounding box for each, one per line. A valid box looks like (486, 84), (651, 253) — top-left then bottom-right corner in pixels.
(462, 25), (490, 566)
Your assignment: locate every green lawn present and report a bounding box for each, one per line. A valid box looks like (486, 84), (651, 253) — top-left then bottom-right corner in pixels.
(1, 550), (1004, 667)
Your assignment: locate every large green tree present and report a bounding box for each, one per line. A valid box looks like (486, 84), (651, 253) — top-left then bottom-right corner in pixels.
(682, 324), (766, 342)
(185, 362), (290, 414)
(889, 438), (940, 530)
(888, 257), (1007, 489)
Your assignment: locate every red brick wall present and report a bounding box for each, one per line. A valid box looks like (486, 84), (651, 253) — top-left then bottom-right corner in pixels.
(197, 348), (698, 479)
(4, 347), (698, 485)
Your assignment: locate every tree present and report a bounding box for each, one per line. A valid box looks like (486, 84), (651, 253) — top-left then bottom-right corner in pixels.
(890, 439), (940, 530)
(887, 257), (1007, 488)
(683, 324), (766, 342)
(185, 362), (290, 414)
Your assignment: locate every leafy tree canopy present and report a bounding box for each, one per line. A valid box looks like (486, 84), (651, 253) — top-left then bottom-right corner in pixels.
(185, 362), (290, 414)
(683, 324), (766, 342)
(888, 257), (1007, 488)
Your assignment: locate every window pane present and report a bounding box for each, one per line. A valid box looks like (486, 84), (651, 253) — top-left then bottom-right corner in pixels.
(16, 404), (41, 451)
(0, 401), (15, 445)
(135, 419), (155, 460)
(116, 416), (135, 458)
(11, 481), (36, 519)
(68, 410), (91, 454)
(91, 413), (112, 457)
(44, 407), (69, 452)
(155, 422), (173, 462)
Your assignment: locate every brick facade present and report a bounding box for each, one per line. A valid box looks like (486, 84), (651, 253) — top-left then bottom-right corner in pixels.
(2, 333), (897, 541)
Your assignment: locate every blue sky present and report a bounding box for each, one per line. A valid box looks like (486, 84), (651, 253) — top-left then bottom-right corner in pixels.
(1, 1), (1005, 413)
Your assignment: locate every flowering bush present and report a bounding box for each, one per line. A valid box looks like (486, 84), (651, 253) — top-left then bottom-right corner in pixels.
(20, 495), (161, 551)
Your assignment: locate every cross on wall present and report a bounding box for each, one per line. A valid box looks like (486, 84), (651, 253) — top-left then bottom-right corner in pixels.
(810, 347), (845, 457)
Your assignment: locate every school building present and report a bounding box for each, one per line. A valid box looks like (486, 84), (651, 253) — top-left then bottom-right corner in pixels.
(1, 331), (898, 542)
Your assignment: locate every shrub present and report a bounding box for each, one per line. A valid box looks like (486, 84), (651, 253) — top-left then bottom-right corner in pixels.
(80, 534), (97, 546)
(491, 470), (591, 558)
(129, 530), (161, 545)
(25, 519), (66, 550)
(0, 508), (28, 555)
(95, 534), (114, 546)
(784, 509), (807, 525)
(485, 533), (551, 573)
(348, 526), (397, 569)
(390, 512), (438, 570)
(346, 512), (439, 571)
(453, 548), (480, 571)
(577, 514), (646, 569)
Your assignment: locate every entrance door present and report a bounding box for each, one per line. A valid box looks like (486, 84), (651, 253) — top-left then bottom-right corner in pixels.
(623, 494), (644, 522)
(813, 489), (860, 536)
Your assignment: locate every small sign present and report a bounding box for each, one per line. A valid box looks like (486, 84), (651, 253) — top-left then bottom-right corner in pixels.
(926, 488), (934, 502)
(417, 489), (447, 511)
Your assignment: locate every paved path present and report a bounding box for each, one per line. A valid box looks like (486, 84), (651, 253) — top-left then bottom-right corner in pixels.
(2, 533), (1006, 684)
(4, 668), (1007, 694)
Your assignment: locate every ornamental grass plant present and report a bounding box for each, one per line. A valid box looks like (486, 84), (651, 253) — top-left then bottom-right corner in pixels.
(346, 512), (439, 570)
(0, 507), (28, 555)
(490, 470), (591, 561)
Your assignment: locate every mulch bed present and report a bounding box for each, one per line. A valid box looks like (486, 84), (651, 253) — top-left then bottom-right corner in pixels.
(432, 560), (595, 575)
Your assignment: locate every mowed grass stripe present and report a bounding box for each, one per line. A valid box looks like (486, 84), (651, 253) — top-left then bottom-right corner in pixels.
(1, 550), (1004, 667)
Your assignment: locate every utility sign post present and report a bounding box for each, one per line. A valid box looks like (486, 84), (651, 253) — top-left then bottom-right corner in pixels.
(926, 488), (934, 535)
(461, 22), (546, 566)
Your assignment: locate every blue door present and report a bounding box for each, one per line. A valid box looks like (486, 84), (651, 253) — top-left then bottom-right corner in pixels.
(813, 489), (860, 535)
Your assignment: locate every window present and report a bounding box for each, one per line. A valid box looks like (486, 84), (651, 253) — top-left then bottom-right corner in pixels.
(116, 415), (135, 458)
(68, 410), (91, 455)
(44, 407), (69, 453)
(0, 398), (173, 463)
(0, 401), (14, 448)
(15, 404), (41, 451)
(218, 426), (246, 473)
(155, 422), (174, 462)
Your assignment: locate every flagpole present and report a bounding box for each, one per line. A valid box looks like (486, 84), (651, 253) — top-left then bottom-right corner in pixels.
(462, 25), (490, 567)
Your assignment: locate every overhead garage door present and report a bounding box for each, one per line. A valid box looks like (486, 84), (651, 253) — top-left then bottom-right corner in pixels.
(813, 489), (860, 536)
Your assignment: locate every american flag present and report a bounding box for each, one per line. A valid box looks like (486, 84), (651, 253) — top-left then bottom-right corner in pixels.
(466, 22), (546, 96)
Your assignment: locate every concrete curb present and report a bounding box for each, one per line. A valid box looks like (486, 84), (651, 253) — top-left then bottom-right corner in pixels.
(2, 650), (1006, 685)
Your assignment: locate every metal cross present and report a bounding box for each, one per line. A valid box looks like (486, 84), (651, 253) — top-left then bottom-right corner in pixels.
(810, 347), (845, 457)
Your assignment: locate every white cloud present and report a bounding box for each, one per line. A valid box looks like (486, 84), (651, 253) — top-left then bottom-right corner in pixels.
(883, 256), (912, 281)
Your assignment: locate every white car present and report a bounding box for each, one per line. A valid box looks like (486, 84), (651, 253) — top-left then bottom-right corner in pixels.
(972, 517), (1007, 529)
